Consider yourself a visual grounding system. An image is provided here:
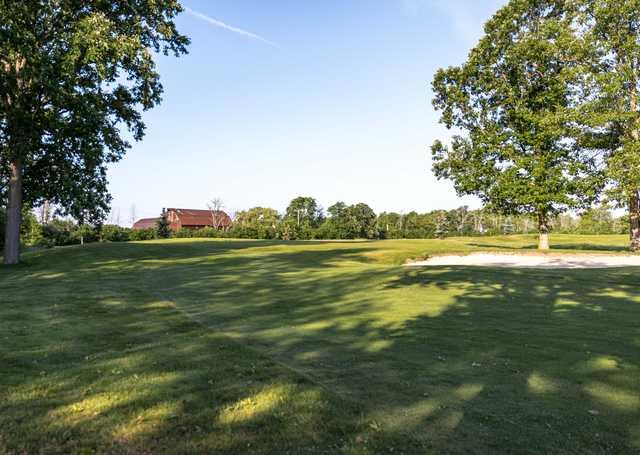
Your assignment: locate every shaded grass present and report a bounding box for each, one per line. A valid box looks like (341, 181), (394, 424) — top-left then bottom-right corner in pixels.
(1, 235), (639, 453)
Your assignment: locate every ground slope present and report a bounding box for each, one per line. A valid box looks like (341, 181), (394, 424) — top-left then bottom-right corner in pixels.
(1, 235), (639, 454)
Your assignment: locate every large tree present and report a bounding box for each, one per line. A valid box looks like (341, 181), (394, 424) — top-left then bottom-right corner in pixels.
(285, 196), (324, 228)
(575, 0), (640, 250)
(234, 206), (280, 239)
(324, 201), (377, 239)
(431, 0), (602, 250)
(0, 1), (189, 264)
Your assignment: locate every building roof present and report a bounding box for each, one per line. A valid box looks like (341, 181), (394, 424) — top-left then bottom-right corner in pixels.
(167, 208), (232, 227)
(132, 218), (159, 230)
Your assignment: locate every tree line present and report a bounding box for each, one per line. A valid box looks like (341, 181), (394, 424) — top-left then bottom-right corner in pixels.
(2, 198), (627, 249)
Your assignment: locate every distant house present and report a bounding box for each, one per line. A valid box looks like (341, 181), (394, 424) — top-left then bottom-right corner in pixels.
(133, 208), (232, 231)
(166, 208), (232, 231)
(132, 218), (159, 230)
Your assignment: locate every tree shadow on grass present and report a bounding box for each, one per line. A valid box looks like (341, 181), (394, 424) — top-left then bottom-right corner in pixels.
(467, 242), (538, 250)
(551, 243), (631, 252)
(133, 246), (640, 452)
(467, 241), (629, 253)
(2, 242), (640, 453)
(0, 242), (391, 453)
(147, 254), (640, 453)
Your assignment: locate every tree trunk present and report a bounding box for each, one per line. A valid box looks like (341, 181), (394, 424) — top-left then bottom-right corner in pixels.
(538, 212), (550, 251)
(628, 74), (639, 251)
(4, 159), (23, 265)
(630, 191), (640, 252)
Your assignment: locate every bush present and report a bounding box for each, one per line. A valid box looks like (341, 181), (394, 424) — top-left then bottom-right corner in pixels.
(129, 228), (157, 241)
(70, 224), (98, 244)
(36, 237), (56, 248)
(172, 228), (194, 238)
(101, 224), (131, 242)
(14, 208), (44, 246)
(174, 227), (229, 239)
(41, 219), (76, 246)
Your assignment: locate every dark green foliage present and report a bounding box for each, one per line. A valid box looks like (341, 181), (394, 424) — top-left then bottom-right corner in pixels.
(276, 218), (316, 240)
(321, 202), (378, 239)
(71, 224), (98, 244)
(227, 203), (627, 240)
(345, 203), (378, 239)
(434, 211), (448, 239)
(100, 225), (131, 242)
(277, 199), (324, 240)
(0, 1), (189, 214)
(0, 1), (189, 262)
(41, 220), (76, 246)
(568, 0), (640, 248)
(129, 228), (157, 241)
(156, 210), (171, 239)
(431, 0), (604, 248)
(233, 207), (280, 239)
(576, 207), (625, 235)
(39, 220), (98, 246)
(173, 227), (228, 239)
(376, 212), (404, 239)
(20, 209), (42, 246)
(284, 197), (324, 229)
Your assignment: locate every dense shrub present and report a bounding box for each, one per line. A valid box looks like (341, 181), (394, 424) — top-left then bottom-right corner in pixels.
(174, 227), (229, 238)
(101, 224), (131, 242)
(228, 225), (276, 239)
(41, 220), (76, 245)
(19, 209), (43, 246)
(70, 224), (98, 244)
(129, 228), (157, 241)
(39, 220), (99, 246)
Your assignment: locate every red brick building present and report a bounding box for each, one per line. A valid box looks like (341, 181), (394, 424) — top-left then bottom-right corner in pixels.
(166, 208), (231, 231)
(132, 218), (159, 230)
(133, 208), (232, 231)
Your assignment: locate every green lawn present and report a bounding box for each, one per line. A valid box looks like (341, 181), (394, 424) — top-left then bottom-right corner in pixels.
(1, 235), (639, 454)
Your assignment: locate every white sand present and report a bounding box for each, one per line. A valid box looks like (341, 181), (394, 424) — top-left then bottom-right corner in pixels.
(407, 252), (640, 269)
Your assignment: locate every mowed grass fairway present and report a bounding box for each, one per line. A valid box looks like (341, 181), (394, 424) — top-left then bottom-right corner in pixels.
(2, 235), (640, 454)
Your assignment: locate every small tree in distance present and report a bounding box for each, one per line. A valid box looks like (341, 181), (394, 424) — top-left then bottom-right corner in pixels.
(435, 212), (448, 239)
(157, 209), (171, 239)
(502, 217), (515, 235)
(207, 198), (226, 230)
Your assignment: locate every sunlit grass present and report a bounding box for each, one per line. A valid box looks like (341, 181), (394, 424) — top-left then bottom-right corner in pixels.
(1, 235), (639, 453)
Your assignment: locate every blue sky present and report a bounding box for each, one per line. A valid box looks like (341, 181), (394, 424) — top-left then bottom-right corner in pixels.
(107, 0), (506, 225)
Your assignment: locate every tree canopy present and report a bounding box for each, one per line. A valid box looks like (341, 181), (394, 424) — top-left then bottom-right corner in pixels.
(571, 0), (640, 249)
(431, 0), (603, 249)
(323, 202), (377, 239)
(0, 1), (189, 263)
(284, 196), (324, 228)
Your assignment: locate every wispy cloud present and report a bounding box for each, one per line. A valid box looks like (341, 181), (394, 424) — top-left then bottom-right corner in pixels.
(184, 6), (279, 48)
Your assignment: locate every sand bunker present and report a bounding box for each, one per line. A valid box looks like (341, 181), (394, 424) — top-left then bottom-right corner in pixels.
(407, 252), (640, 269)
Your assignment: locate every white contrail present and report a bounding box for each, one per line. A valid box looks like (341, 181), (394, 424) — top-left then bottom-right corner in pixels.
(184, 6), (279, 48)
